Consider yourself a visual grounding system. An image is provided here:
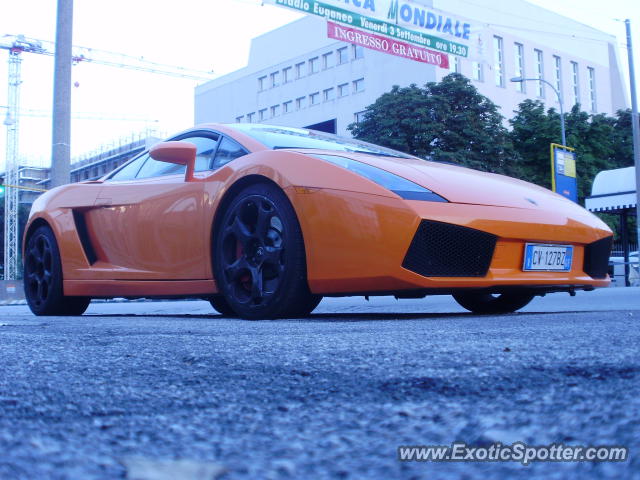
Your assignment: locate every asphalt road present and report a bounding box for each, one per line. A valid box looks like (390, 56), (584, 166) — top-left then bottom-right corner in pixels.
(0, 288), (639, 480)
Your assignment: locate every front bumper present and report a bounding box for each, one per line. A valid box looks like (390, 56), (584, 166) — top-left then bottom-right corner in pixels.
(293, 189), (612, 295)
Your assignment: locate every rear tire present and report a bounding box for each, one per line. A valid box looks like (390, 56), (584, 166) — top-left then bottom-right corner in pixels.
(213, 182), (317, 320)
(24, 226), (91, 316)
(453, 292), (535, 314)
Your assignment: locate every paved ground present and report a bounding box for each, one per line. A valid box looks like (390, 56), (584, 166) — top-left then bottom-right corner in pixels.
(0, 289), (639, 479)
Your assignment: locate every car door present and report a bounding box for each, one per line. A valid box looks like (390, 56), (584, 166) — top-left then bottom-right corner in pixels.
(83, 134), (219, 281)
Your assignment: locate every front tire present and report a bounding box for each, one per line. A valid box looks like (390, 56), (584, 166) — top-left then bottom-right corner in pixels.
(24, 225), (91, 316)
(208, 295), (236, 317)
(453, 292), (535, 314)
(213, 183), (316, 320)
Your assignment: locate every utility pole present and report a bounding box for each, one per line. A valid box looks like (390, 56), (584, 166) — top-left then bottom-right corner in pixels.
(626, 19), (640, 246)
(50, 0), (73, 188)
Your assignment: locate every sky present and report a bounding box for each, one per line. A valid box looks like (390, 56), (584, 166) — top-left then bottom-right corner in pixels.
(0, 0), (638, 169)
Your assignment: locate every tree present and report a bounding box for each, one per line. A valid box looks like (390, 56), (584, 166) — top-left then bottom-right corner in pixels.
(348, 74), (515, 174)
(610, 110), (636, 169)
(510, 103), (637, 241)
(508, 99), (558, 189)
(510, 103), (635, 201)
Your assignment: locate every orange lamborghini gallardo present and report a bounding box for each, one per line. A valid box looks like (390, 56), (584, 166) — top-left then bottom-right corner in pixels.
(23, 124), (612, 319)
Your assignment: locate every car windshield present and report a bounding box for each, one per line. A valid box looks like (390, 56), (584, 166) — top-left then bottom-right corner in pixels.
(230, 124), (413, 159)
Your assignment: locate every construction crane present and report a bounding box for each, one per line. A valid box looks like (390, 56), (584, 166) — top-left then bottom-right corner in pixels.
(1, 36), (45, 281)
(0, 34), (215, 280)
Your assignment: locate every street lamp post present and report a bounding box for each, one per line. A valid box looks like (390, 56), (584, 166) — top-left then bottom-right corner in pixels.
(511, 76), (567, 147)
(624, 19), (640, 256)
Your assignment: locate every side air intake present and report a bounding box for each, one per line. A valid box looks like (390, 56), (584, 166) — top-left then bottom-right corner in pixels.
(72, 210), (98, 265)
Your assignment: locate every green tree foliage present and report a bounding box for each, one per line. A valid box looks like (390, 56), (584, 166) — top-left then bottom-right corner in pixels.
(348, 74), (514, 174)
(507, 99), (558, 189)
(510, 102), (634, 200)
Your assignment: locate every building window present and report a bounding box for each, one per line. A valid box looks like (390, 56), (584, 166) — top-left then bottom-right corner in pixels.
(472, 61), (483, 82)
(283, 101), (293, 114)
(535, 49), (545, 98)
(338, 83), (349, 97)
(323, 52), (334, 69)
(353, 78), (365, 93)
(258, 76), (267, 92)
(354, 111), (367, 124)
(514, 43), (525, 93)
(295, 62), (306, 79)
(309, 92), (320, 105)
(323, 88), (335, 101)
(309, 57), (319, 74)
(588, 67), (597, 112)
(337, 47), (349, 64)
(247, 112), (255, 123)
(449, 56), (460, 74)
(494, 36), (504, 87)
(571, 61), (580, 106)
(553, 55), (563, 102)
(270, 71), (280, 88)
(258, 109), (268, 121)
(296, 96), (306, 110)
(283, 67), (292, 84)
(353, 44), (364, 60)
(270, 105), (280, 118)
(235, 115), (244, 123)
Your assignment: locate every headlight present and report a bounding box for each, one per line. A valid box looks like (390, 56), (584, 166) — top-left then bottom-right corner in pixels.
(313, 154), (448, 202)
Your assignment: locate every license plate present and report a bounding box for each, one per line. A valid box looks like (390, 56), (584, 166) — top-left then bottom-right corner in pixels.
(523, 244), (573, 272)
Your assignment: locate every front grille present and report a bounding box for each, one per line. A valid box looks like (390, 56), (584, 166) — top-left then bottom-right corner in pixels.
(584, 236), (613, 279)
(402, 220), (497, 277)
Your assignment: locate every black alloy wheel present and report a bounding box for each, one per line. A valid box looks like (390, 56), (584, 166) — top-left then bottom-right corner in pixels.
(213, 183), (321, 319)
(24, 226), (91, 316)
(453, 292), (536, 315)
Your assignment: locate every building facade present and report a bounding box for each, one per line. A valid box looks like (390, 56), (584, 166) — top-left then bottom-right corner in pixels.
(194, 0), (627, 136)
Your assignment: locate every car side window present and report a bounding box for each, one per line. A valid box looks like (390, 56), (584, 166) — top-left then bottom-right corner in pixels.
(108, 153), (149, 181)
(212, 137), (248, 169)
(192, 136), (220, 171)
(135, 136), (219, 180)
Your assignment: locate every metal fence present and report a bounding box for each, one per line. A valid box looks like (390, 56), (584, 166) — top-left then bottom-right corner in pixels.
(611, 242), (638, 256)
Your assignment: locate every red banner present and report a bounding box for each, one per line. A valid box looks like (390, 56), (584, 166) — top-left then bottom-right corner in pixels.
(327, 22), (449, 69)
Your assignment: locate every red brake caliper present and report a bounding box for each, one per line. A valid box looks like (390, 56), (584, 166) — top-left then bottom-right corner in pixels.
(237, 240), (251, 289)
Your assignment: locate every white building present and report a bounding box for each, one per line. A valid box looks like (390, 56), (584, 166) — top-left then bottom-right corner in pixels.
(195, 0), (627, 136)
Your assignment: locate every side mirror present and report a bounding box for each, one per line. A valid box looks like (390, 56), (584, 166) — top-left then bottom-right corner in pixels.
(149, 141), (197, 181)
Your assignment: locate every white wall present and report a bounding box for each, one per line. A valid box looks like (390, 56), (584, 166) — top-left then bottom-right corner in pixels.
(433, 0), (626, 117)
(195, 15), (439, 136)
(194, 0), (627, 136)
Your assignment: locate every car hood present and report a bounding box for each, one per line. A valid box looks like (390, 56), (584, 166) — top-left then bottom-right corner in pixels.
(299, 149), (579, 211)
